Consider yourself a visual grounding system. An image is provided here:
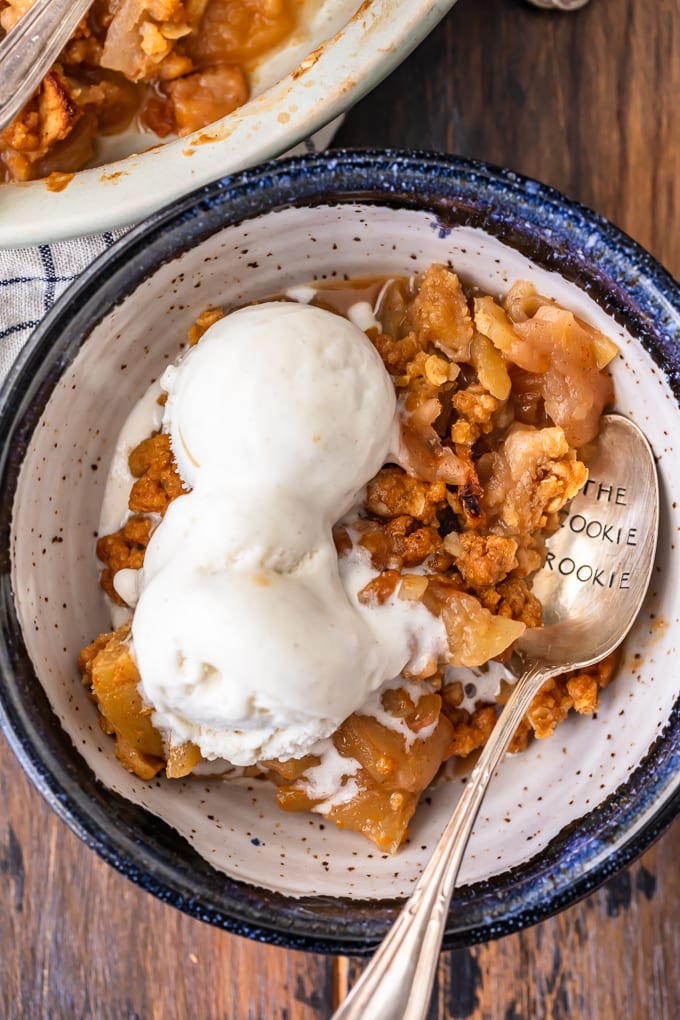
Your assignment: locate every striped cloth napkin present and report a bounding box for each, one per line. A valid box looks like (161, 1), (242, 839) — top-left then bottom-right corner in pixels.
(0, 119), (341, 385)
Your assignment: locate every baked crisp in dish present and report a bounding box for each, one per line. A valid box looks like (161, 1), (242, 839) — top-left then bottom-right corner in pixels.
(0, 0), (296, 182)
(79, 265), (619, 853)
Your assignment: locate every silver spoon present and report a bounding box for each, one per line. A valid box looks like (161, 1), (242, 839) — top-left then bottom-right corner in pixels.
(333, 413), (659, 1020)
(0, 0), (93, 134)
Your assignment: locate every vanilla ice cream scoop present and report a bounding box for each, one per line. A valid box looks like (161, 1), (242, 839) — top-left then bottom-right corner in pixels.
(162, 302), (397, 515)
(132, 547), (386, 763)
(128, 300), (447, 765)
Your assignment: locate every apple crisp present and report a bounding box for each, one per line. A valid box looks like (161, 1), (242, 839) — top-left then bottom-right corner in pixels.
(0, 0), (296, 182)
(79, 264), (619, 852)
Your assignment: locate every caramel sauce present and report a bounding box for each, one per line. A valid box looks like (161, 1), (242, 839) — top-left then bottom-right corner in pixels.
(310, 276), (392, 318)
(281, 274), (418, 341)
(45, 171), (75, 192)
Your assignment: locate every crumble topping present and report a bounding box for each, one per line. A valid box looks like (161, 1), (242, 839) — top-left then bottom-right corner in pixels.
(79, 265), (619, 852)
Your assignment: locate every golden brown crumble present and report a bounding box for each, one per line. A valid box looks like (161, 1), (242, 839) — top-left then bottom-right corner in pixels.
(407, 263), (473, 361)
(366, 468), (446, 524)
(128, 433), (187, 514)
(96, 515), (153, 604)
(487, 578), (543, 629)
(444, 533), (518, 590)
(440, 703), (498, 759)
(187, 305), (225, 346)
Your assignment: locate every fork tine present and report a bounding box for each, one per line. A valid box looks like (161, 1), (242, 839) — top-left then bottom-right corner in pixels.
(0, 0), (94, 132)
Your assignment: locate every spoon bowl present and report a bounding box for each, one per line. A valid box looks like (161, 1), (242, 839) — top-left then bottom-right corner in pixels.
(335, 412), (659, 1020)
(517, 414), (659, 669)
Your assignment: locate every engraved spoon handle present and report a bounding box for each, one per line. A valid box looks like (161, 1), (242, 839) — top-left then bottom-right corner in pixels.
(0, 0), (93, 133)
(333, 660), (557, 1020)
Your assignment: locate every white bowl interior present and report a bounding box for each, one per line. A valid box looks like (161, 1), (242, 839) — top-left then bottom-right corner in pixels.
(11, 205), (680, 898)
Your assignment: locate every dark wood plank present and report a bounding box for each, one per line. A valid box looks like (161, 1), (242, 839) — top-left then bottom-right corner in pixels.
(3, 0), (680, 1017)
(343, 827), (680, 1020)
(0, 733), (333, 1020)
(336, 0), (680, 274)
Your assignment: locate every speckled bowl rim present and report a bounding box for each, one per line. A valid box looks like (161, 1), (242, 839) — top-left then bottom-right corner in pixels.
(1, 150), (680, 954)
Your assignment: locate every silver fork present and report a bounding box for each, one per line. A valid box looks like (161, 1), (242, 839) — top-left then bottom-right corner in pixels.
(0, 0), (93, 133)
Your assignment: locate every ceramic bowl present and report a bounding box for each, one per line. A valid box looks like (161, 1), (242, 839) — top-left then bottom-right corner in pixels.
(1, 151), (679, 953)
(0, 0), (457, 248)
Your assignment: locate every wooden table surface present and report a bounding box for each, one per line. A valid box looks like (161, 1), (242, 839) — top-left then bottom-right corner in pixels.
(2, 0), (680, 1017)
